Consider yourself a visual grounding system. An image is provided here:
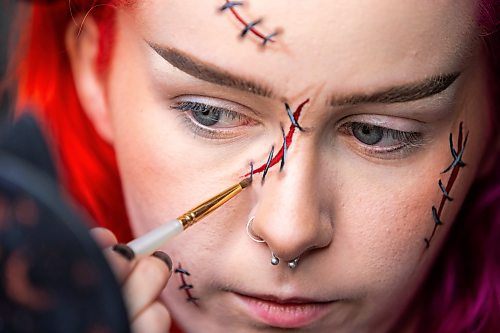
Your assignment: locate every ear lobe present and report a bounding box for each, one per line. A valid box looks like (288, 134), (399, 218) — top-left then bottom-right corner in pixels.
(65, 15), (114, 144)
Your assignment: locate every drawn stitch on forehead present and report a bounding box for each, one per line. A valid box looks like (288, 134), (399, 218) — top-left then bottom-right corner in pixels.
(243, 99), (309, 180)
(424, 122), (468, 249)
(174, 263), (199, 306)
(220, 1), (280, 45)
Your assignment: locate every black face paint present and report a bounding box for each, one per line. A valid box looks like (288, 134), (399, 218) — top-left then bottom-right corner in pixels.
(174, 263), (199, 306)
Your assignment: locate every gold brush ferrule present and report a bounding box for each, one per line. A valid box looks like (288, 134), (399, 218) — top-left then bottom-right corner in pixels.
(176, 182), (244, 230)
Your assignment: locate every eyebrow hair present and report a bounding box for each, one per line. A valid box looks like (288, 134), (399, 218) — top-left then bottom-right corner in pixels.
(147, 41), (274, 98)
(329, 72), (460, 107)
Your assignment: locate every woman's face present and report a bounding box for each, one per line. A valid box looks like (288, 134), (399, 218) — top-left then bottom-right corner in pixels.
(76, 0), (491, 331)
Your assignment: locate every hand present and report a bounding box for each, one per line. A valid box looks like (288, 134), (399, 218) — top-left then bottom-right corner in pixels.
(91, 227), (172, 333)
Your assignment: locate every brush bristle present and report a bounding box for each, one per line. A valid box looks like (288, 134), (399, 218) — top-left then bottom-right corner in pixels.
(240, 177), (252, 188)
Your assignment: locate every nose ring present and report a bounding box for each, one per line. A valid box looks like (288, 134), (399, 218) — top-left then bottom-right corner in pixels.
(246, 216), (265, 243)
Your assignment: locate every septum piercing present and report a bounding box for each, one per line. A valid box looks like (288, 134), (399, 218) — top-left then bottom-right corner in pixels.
(271, 253), (280, 265)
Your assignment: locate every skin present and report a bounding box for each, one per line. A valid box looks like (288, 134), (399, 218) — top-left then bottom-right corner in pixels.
(67, 1), (493, 332)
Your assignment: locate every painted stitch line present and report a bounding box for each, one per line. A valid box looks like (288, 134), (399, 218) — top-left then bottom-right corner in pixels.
(261, 146), (275, 184)
(280, 126), (287, 171)
(241, 19), (262, 37)
(220, 0), (278, 44)
(424, 122), (469, 249)
(175, 263), (198, 305)
(262, 31), (279, 46)
(220, 1), (243, 10)
(243, 99), (310, 178)
(431, 206), (443, 225)
(438, 179), (454, 201)
(249, 162), (254, 182)
(285, 102), (305, 132)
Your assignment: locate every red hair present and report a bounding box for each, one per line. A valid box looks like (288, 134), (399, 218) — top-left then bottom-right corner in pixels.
(14, 1), (500, 332)
(15, 1), (132, 241)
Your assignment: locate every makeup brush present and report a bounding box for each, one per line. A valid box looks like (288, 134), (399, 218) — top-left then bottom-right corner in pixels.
(127, 178), (252, 256)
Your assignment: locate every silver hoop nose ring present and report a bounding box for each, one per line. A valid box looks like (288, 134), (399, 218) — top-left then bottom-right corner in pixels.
(246, 216), (265, 243)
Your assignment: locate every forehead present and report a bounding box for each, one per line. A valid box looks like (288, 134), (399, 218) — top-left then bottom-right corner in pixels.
(129, 0), (477, 96)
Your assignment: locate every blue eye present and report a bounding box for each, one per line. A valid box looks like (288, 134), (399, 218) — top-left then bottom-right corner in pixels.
(352, 123), (383, 145)
(192, 108), (221, 126)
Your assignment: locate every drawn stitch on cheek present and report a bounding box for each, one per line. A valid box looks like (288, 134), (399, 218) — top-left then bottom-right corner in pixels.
(174, 263), (199, 306)
(220, 0), (279, 45)
(424, 122), (469, 249)
(438, 179), (454, 201)
(242, 99), (310, 178)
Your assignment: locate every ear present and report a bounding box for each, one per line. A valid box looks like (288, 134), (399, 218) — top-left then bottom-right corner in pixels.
(65, 15), (114, 143)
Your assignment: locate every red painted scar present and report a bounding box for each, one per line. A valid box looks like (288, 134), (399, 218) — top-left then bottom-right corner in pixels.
(244, 99), (310, 177)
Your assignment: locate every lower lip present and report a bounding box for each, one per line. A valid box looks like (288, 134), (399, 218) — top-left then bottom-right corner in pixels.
(234, 293), (334, 328)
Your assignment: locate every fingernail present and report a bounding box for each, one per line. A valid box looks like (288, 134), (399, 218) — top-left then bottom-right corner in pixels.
(152, 251), (172, 271)
(112, 243), (135, 261)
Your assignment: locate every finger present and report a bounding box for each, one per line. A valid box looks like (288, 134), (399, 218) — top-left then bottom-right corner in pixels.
(123, 252), (172, 319)
(104, 244), (138, 284)
(90, 227), (118, 248)
(131, 301), (171, 333)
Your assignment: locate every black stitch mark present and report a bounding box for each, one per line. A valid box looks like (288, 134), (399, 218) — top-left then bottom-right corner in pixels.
(280, 126), (287, 172)
(424, 238), (430, 248)
(249, 162), (254, 182)
(220, 1), (243, 11)
(438, 179), (454, 201)
(442, 124), (468, 173)
(262, 31), (279, 45)
(424, 122), (468, 249)
(220, 0), (278, 45)
(262, 146), (275, 184)
(175, 263), (198, 306)
(431, 206), (443, 225)
(285, 103), (305, 132)
(174, 267), (191, 276)
(241, 19), (262, 37)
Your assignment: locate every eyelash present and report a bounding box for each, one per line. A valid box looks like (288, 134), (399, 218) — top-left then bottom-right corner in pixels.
(171, 101), (253, 140)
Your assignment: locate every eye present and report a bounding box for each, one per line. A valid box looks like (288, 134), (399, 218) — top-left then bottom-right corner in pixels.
(352, 123), (384, 145)
(171, 100), (258, 140)
(340, 121), (424, 156)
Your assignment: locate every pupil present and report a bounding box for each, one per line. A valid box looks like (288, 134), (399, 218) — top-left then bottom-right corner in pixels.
(352, 123), (383, 145)
(193, 109), (220, 127)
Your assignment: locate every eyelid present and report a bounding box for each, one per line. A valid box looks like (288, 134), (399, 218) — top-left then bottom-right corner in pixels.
(337, 114), (426, 133)
(173, 95), (261, 119)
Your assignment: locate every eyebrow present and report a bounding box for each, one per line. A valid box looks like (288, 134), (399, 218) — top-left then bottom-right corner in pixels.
(147, 41), (275, 98)
(329, 72), (460, 107)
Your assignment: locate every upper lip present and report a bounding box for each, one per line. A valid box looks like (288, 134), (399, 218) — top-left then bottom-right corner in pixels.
(232, 291), (338, 304)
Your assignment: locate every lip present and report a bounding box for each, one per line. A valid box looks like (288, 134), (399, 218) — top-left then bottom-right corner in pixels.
(233, 292), (336, 329)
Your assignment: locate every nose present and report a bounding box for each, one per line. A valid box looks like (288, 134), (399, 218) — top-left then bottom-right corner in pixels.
(250, 143), (333, 262)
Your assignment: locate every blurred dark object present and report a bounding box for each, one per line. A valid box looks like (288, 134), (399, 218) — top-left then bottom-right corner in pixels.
(0, 0), (20, 127)
(0, 114), (130, 333)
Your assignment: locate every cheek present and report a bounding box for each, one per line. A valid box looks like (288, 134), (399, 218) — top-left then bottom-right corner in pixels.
(324, 145), (455, 297)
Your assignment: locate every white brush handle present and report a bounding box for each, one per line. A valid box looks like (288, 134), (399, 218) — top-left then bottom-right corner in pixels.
(127, 219), (183, 256)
